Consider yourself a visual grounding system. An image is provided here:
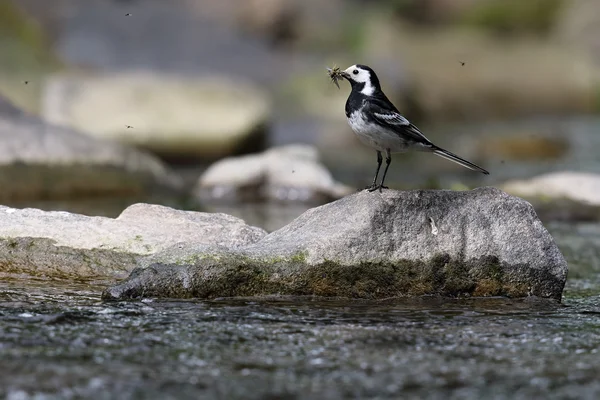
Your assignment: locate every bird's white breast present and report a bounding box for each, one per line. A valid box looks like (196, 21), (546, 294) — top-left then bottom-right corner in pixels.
(347, 109), (410, 152)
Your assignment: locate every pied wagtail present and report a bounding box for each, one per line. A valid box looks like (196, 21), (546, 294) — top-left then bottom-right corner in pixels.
(336, 64), (489, 192)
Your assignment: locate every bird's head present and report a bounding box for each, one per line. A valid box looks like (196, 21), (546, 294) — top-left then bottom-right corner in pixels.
(340, 64), (381, 96)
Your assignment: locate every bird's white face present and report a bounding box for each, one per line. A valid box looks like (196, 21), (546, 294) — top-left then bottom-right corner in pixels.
(343, 65), (375, 96)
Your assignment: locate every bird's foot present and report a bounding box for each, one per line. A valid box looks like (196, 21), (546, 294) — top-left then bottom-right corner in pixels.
(365, 184), (388, 192)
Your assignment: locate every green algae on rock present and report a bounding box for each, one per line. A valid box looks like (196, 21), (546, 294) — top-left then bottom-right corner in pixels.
(103, 187), (568, 301)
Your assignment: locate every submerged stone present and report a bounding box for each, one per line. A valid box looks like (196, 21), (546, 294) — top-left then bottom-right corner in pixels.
(103, 187), (568, 301)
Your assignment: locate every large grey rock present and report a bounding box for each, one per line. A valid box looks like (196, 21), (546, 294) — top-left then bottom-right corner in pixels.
(0, 94), (180, 201)
(104, 187), (568, 301)
(42, 72), (270, 160)
(196, 144), (353, 203)
(0, 204), (266, 280)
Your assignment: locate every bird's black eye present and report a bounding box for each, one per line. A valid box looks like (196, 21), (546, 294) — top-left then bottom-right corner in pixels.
(353, 70), (359, 75)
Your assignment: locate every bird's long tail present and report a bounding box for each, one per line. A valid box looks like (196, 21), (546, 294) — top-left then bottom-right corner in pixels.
(431, 147), (489, 175)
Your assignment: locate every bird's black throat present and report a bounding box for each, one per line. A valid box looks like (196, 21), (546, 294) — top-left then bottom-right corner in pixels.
(345, 88), (367, 118)
(344, 83), (387, 118)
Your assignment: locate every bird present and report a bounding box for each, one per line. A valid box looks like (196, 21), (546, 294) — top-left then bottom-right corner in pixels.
(337, 64), (489, 192)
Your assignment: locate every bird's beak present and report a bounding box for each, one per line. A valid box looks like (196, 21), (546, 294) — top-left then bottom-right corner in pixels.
(340, 71), (351, 79)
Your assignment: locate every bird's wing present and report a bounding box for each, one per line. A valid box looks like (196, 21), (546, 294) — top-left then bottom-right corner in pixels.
(366, 97), (433, 145)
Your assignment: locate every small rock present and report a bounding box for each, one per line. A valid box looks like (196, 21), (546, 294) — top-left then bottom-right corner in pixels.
(503, 172), (600, 206)
(0, 94), (181, 201)
(195, 144), (353, 203)
(42, 72), (270, 161)
(104, 187), (567, 301)
(0, 203), (266, 280)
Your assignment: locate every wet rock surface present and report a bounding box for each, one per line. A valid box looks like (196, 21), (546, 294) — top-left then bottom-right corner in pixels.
(105, 187), (567, 301)
(0, 94), (180, 201)
(43, 72), (270, 161)
(0, 204), (266, 280)
(196, 144), (353, 203)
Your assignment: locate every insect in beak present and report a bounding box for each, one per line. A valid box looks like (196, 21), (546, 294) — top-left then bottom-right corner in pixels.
(326, 65), (344, 89)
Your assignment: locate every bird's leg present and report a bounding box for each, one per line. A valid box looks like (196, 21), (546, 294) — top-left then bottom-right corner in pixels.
(365, 151), (382, 191)
(375, 149), (392, 192)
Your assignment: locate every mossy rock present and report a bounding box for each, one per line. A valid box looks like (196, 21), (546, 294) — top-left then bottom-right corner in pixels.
(104, 188), (568, 302)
